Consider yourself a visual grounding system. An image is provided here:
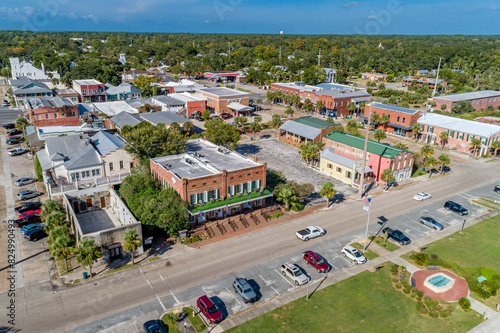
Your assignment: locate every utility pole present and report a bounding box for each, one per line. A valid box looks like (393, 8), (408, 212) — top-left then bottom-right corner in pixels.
(318, 48), (321, 67)
(279, 46), (282, 66)
(432, 57), (442, 98)
(358, 101), (373, 199)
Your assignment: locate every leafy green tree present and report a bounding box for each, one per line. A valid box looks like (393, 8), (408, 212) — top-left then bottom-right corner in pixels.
(394, 143), (409, 150)
(374, 129), (386, 142)
(284, 107), (294, 118)
(438, 154), (450, 174)
(491, 140), (500, 157)
(132, 75), (155, 96)
(378, 83), (386, 90)
(381, 168), (395, 190)
(204, 118), (240, 149)
(169, 122), (180, 131)
(346, 120), (359, 135)
(289, 181), (314, 201)
(319, 182), (337, 208)
(420, 144), (435, 164)
(123, 229), (142, 265)
(15, 117), (29, 130)
(275, 183), (300, 211)
(183, 121), (193, 134)
(452, 101), (474, 114)
(34, 155), (43, 181)
(470, 138), (481, 156)
(234, 116), (247, 127)
(201, 109), (212, 121)
(75, 239), (102, 278)
(412, 123), (423, 142)
(439, 131), (449, 148)
(266, 169), (287, 191)
(441, 104), (447, 111)
(122, 121), (187, 164)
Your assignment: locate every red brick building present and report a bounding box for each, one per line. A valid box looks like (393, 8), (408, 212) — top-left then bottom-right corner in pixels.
(25, 97), (80, 128)
(432, 90), (500, 113)
(361, 103), (422, 137)
(196, 87), (250, 115)
(150, 139), (271, 223)
(361, 72), (388, 81)
(323, 132), (414, 183)
(73, 79), (106, 103)
(402, 76), (447, 92)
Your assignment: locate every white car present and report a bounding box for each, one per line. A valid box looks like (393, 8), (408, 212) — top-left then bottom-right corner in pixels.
(413, 192), (432, 201)
(295, 226), (325, 241)
(280, 262), (310, 285)
(341, 245), (367, 265)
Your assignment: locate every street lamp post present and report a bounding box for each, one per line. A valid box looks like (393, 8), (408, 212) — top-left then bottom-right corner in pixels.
(460, 219), (466, 234)
(306, 279), (310, 301)
(358, 101), (373, 199)
(184, 321), (187, 333)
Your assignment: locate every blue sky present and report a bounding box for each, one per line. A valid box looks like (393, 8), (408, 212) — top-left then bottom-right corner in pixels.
(0, 0), (499, 34)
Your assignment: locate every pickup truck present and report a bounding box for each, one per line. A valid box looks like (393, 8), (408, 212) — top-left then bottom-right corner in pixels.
(15, 202), (42, 214)
(296, 226), (325, 241)
(382, 227), (411, 245)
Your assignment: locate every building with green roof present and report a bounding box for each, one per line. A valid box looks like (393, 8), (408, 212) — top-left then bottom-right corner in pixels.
(322, 131), (414, 183)
(295, 116), (338, 129)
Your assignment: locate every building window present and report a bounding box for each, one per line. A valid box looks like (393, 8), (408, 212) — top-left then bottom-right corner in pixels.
(237, 183), (243, 193)
(54, 113), (58, 118)
(130, 162), (134, 169)
(81, 170), (90, 178)
(336, 167), (342, 173)
(119, 161), (124, 169)
(402, 117), (406, 124)
(346, 171), (352, 178)
(247, 181), (252, 191)
(397, 116), (400, 122)
(327, 163), (333, 169)
(45, 114), (49, 119)
(190, 193), (197, 204)
(109, 162), (114, 171)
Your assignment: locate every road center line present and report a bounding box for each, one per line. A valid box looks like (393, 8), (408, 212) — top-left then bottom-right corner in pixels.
(274, 269), (295, 288)
(139, 267), (166, 311)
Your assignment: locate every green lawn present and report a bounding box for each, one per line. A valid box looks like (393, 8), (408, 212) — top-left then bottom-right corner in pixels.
(226, 265), (482, 333)
(161, 314), (181, 333)
(182, 307), (207, 332)
(369, 235), (400, 251)
(189, 189), (272, 213)
(350, 242), (380, 260)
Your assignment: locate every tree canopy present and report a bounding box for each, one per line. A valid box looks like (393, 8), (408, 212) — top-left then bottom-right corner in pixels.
(203, 118), (240, 150)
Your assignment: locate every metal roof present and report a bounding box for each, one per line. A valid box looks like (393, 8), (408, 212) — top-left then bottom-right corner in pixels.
(152, 96), (185, 106)
(227, 103), (253, 112)
(418, 113), (500, 138)
(433, 90), (500, 102)
(280, 121), (321, 140)
(295, 116), (336, 129)
(90, 131), (127, 156)
(324, 132), (410, 159)
(140, 111), (188, 125)
(109, 111), (142, 129)
(87, 101), (139, 116)
(315, 90), (371, 99)
(73, 79), (103, 86)
(64, 145), (101, 170)
(105, 82), (140, 95)
(321, 148), (357, 168)
(371, 102), (420, 115)
(198, 87), (249, 97)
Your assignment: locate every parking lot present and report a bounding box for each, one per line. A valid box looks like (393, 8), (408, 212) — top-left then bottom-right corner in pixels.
(237, 139), (357, 197)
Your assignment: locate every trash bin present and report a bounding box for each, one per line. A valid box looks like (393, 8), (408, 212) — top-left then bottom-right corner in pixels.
(83, 272), (88, 279)
(250, 137), (253, 141)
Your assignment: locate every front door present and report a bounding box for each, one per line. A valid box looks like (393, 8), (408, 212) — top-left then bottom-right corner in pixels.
(100, 196), (106, 208)
(86, 198), (92, 208)
(108, 243), (122, 260)
(72, 201), (80, 214)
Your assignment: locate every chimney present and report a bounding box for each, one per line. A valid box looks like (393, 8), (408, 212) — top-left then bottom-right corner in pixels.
(42, 62), (45, 73)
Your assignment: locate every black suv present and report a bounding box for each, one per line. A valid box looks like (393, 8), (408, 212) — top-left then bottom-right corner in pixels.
(444, 201), (468, 215)
(382, 227), (411, 245)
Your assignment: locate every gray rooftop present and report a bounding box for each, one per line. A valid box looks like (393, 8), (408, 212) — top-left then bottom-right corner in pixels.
(140, 111), (188, 126)
(151, 139), (261, 180)
(315, 90), (371, 99)
(56, 89), (78, 95)
(152, 95), (185, 106)
(371, 102), (419, 115)
(45, 135), (88, 158)
(109, 111), (142, 129)
(90, 131), (126, 156)
(12, 80), (53, 95)
(198, 87), (248, 97)
(280, 120), (321, 140)
(27, 97), (75, 109)
(74, 79), (103, 86)
(105, 82), (140, 95)
(321, 148), (373, 173)
(418, 113), (500, 138)
(434, 90), (500, 102)
(64, 145), (101, 170)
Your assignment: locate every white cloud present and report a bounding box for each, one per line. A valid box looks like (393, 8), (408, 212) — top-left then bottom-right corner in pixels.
(342, 1), (359, 8)
(23, 7), (34, 16)
(367, 15), (377, 19)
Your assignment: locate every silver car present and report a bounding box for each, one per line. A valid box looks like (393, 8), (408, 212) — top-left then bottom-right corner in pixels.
(419, 216), (444, 231)
(233, 277), (257, 303)
(15, 177), (36, 186)
(281, 262), (309, 285)
(341, 245), (367, 264)
(17, 190), (40, 200)
(8, 148), (28, 156)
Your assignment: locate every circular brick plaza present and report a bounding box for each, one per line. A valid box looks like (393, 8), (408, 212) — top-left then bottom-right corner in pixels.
(412, 270), (469, 302)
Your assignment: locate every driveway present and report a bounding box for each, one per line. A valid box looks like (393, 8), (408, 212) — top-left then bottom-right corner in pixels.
(237, 139), (357, 198)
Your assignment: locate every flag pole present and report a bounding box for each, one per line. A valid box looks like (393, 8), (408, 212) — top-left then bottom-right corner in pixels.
(363, 199), (372, 251)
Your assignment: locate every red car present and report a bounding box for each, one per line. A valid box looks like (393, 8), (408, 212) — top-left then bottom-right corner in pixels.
(303, 250), (331, 273)
(197, 295), (223, 324)
(221, 112), (233, 119)
(18, 209), (42, 220)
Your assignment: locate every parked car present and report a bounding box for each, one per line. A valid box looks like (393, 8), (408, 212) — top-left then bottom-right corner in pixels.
(17, 190), (40, 200)
(3, 123), (15, 129)
(18, 209), (42, 219)
(195, 116), (205, 121)
(444, 201), (468, 216)
(8, 129), (22, 136)
(7, 136), (24, 145)
(3, 100), (10, 107)
(8, 148), (28, 156)
(15, 201), (42, 214)
(221, 112), (233, 119)
(413, 192), (432, 201)
(20, 223), (44, 235)
(15, 177), (37, 186)
(382, 227), (411, 245)
(233, 277), (257, 303)
(280, 262), (309, 285)
(143, 320), (167, 333)
(296, 226), (325, 241)
(303, 251), (331, 273)
(14, 214), (41, 228)
(341, 245), (367, 264)
(24, 229), (46, 241)
(197, 295), (223, 324)
(494, 185), (500, 194)
(419, 216), (444, 231)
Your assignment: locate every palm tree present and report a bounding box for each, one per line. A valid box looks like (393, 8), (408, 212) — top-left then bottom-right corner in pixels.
(41, 199), (64, 218)
(319, 182), (337, 208)
(47, 225), (70, 245)
(380, 114), (389, 130)
(50, 235), (75, 272)
(315, 100), (325, 114)
(346, 120), (358, 135)
(425, 156), (438, 178)
(43, 211), (68, 232)
(412, 123), (422, 142)
(380, 168), (395, 190)
(491, 140), (500, 158)
(347, 102), (357, 115)
(75, 239), (102, 278)
(271, 114), (281, 137)
(254, 116), (262, 124)
(15, 117), (29, 130)
(439, 132), (448, 148)
(123, 229), (142, 265)
(441, 104), (447, 111)
(470, 138), (482, 156)
(183, 121), (193, 135)
(169, 122), (180, 131)
(276, 185), (299, 211)
(369, 112), (380, 130)
(234, 116), (247, 127)
(374, 129), (386, 142)
(420, 144), (435, 164)
(438, 154), (450, 174)
(248, 121), (261, 136)
(284, 107), (294, 118)
(303, 99), (313, 112)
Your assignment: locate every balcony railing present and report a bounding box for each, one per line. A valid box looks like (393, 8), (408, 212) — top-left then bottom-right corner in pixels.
(49, 171), (131, 195)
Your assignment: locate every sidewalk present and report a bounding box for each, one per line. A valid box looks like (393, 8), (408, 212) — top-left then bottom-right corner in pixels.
(213, 208), (500, 332)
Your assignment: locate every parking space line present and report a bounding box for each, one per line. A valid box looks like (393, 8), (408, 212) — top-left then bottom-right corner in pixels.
(139, 267), (166, 311)
(274, 269), (295, 288)
(271, 286), (280, 295)
(225, 287), (242, 305)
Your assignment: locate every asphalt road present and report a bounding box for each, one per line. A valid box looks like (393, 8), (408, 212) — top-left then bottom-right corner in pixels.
(0, 106), (22, 125)
(1, 157), (499, 333)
